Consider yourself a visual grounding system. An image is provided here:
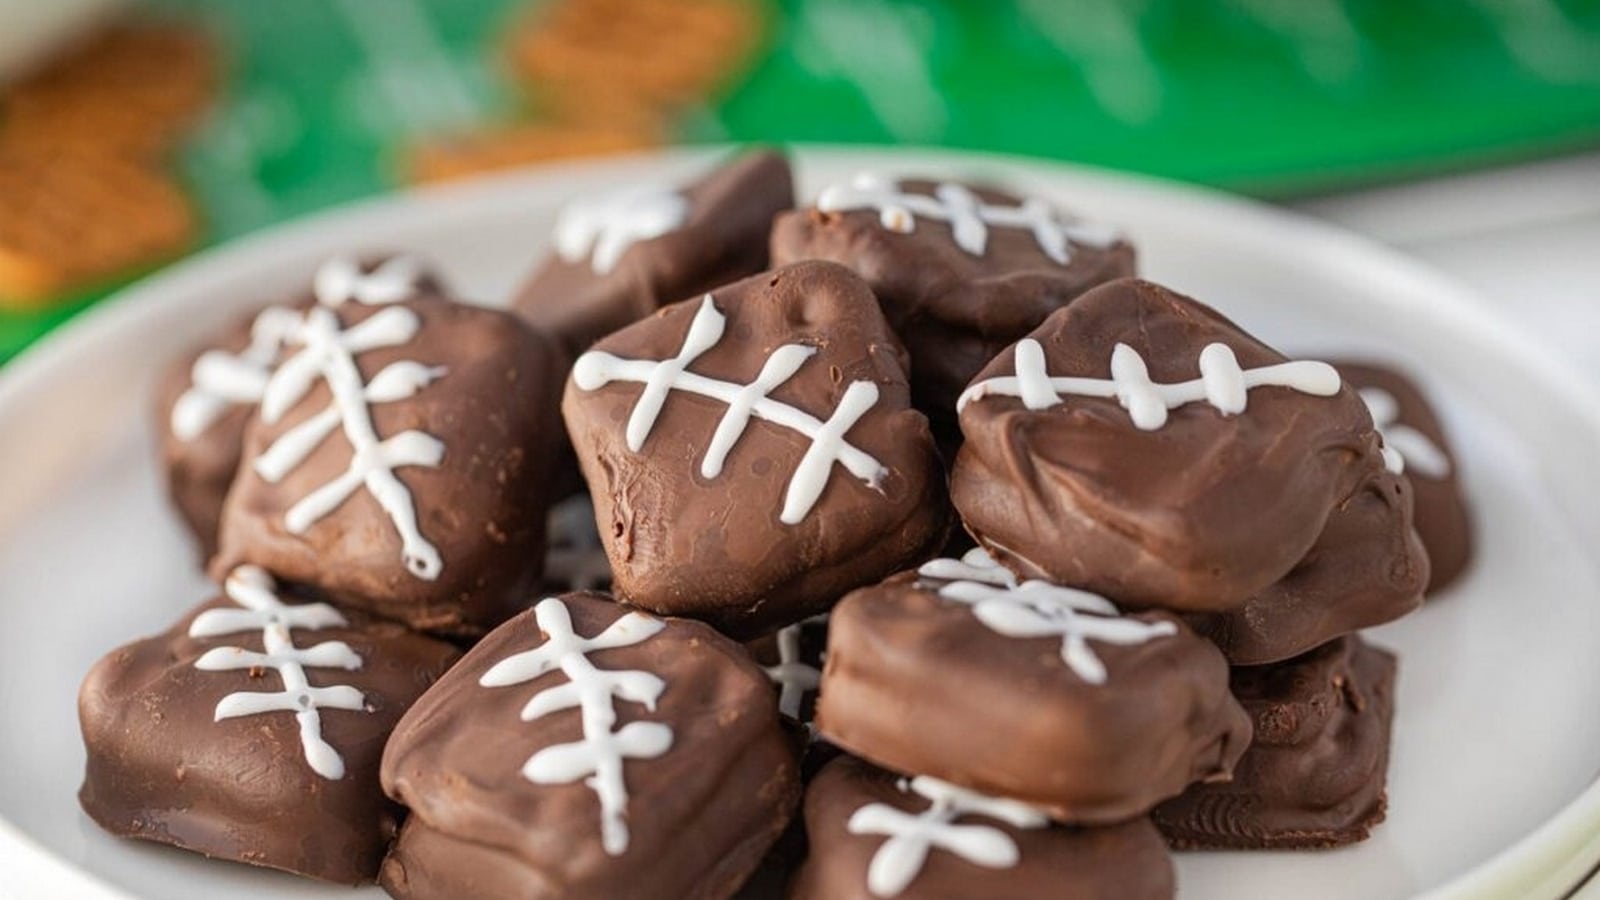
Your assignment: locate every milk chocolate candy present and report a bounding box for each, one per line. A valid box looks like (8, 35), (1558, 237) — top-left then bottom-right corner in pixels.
(513, 149), (793, 355)
(1192, 465), (1428, 665)
(562, 261), (949, 639)
(210, 257), (568, 637)
(1338, 361), (1472, 594)
(952, 277), (1386, 612)
(816, 550), (1251, 825)
(379, 592), (799, 900)
(746, 613), (828, 728)
(1153, 636), (1397, 850)
(77, 566), (460, 884)
(158, 256), (443, 561)
(791, 755), (1175, 900)
(770, 174), (1135, 439)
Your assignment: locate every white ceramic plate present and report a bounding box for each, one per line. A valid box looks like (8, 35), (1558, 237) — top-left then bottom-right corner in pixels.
(3, 148), (1599, 900)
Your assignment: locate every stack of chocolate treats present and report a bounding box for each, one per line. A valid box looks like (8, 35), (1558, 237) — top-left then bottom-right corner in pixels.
(79, 150), (1472, 899)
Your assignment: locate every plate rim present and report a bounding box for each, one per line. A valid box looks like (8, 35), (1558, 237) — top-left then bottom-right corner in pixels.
(2, 144), (1597, 900)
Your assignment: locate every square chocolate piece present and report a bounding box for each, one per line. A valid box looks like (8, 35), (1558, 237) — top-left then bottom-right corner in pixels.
(380, 592), (799, 900)
(562, 260), (949, 639)
(513, 149), (793, 355)
(77, 565), (460, 884)
(1153, 636), (1397, 849)
(771, 173), (1135, 439)
(791, 755), (1175, 900)
(158, 256), (443, 561)
(210, 257), (569, 637)
(953, 277), (1388, 612)
(816, 549), (1250, 825)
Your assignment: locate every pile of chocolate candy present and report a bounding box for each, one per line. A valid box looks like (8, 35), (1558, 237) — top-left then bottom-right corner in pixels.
(77, 150), (1472, 899)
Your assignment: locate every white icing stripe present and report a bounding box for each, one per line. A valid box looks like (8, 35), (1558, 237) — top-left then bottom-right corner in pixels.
(555, 186), (689, 275)
(480, 598), (672, 856)
(816, 173), (1117, 265)
(188, 566), (367, 780)
(253, 303), (447, 580)
(314, 255), (425, 307)
(169, 257), (423, 441)
(848, 775), (1050, 898)
(761, 615), (826, 721)
(572, 294), (889, 525)
(958, 338), (1341, 429)
(1359, 386), (1452, 479)
(917, 549), (1175, 685)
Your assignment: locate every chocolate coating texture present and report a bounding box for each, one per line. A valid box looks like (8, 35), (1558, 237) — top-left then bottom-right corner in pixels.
(380, 593), (799, 900)
(212, 291), (569, 638)
(952, 278), (1386, 612)
(1153, 635), (1396, 849)
(78, 591), (460, 884)
(1191, 465), (1428, 665)
(791, 755), (1175, 900)
(514, 149), (794, 355)
(815, 572), (1251, 824)
(157, 335), (259, 562)
(1336, 361), (1472, 594)
(771, 179), (1135, 438)
(561, 261), (950, 639)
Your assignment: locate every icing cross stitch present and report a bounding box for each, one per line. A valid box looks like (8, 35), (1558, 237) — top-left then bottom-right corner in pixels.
(957, 337), (1341, 429)
(170, 255), (426, 440)
(479, 598), (674, 856)
(1360, 387), (1452, 479)
(188, 565), (367, 780)
(816, 173), (1117, 265)
(572, 294), (888, 524)
(761, 614), (827, 720)
(917, 549), (1176, 685)
(848, 775), (1050, 898)
(555, 185), (689, 275)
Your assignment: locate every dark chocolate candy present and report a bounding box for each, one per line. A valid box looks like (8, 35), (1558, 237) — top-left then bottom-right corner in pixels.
(1337, 361), (1472, 594)
(77, 566), (460, 884)
(952, 277), (1387, 612)
(210, 259), (569, 638)
(1153, 635), (1397, 850)
(158, 256), (442, 561)
(1191, 466), (1428, 665)
(513, 149), (793, 355)
(770, 174), (1135, 439)
(815, 550), (1251, 825)
(561, 260), (950, 639)
(790, 755), (1175, 900)
(380, 592), (799, 900)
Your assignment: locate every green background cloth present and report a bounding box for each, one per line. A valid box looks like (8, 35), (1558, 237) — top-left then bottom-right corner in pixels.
(5, 0), (1600, 360)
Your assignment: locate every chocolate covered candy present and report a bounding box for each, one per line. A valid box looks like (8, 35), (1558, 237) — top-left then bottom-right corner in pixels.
(791, 755), (1175, 900)
(1153, 636), (1397, 849)
(1193, 465), (1428, 665)
(77, 566), (459, 884)
(747, 613), (828, 728)
(514, 149), (793, 355)
(379, 592), (799, 900)
(1338, 361), (1472, 594)
(816, 549), (1251, 824)
(158, 256), (439, 560)
(952, 277), (1386, 612)
(770, 174), (1134, 438)
(210, 257), (568, 637)
(562, 260), (949, 639)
